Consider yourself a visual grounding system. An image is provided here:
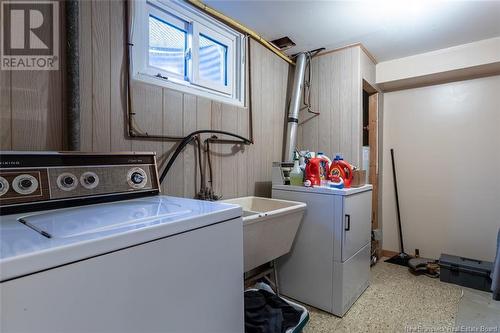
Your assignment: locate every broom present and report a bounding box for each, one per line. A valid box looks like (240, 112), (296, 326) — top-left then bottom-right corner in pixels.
(385, 148), (412, 267)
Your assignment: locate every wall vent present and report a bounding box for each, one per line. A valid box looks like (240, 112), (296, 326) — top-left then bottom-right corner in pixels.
(270, 36), (296, 51)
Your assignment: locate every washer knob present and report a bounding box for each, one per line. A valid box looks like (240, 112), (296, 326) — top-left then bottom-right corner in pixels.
(131, 172), (145, 184)
(20, 178), (33, 189)
(63, 176), (74, 186)
(80, 172), (99, 189)
(57, 173), (78, 191)
(127, 168), (147, 189)
(13, 174), (38, 195)
(0, 177), (8, 196)
(85, 175), (96, 184)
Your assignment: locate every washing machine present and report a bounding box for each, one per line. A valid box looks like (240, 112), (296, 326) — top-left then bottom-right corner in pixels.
(0, 151), (244, 333)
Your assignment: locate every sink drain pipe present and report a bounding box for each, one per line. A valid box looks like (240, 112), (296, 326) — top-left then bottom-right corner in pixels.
(284, 53), (307, 162)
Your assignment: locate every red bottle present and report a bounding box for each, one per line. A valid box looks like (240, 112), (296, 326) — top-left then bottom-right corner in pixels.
(305, 158), (322, 187)
(328, 155), (353, 188)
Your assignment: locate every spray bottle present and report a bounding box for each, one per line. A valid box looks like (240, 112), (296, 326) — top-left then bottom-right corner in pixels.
(289, 152), (304, 186)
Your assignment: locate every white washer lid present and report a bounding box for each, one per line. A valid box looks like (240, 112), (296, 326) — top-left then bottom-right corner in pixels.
(20, 198), (193, 239)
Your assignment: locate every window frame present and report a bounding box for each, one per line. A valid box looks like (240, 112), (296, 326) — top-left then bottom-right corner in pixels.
(147, 9), (189, 82)
(130, 0), (246, 107)
(192, 23), (233, 95)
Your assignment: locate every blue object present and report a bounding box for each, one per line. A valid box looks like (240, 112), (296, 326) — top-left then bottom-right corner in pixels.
(329, 179), (344, 189)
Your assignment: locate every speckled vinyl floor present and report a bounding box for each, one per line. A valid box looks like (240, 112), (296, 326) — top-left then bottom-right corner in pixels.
(302, 260), (462, 333)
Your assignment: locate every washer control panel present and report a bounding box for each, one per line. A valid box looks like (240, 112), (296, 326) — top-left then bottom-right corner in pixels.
(0, 152), (160, 215)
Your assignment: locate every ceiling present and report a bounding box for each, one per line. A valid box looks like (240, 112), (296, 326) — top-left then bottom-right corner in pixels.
(204, 0), (500, 62)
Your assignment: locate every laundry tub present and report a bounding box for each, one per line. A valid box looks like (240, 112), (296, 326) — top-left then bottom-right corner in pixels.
(223, 196), (306, 272)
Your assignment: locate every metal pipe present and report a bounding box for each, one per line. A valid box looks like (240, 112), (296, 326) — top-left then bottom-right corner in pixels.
(65, 0), (80, 151)
(284, 53), (307, 161)
(186, 0), (294, 65)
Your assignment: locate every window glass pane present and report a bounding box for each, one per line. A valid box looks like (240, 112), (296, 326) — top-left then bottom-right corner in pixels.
(149, 15), (186, 77)
(199, 34), (227, 86)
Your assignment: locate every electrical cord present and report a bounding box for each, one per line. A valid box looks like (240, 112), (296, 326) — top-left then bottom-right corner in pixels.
(297, 48), (323, 117)
(301, 51), (321, 116)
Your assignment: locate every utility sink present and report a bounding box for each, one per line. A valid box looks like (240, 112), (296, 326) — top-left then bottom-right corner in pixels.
(222, 196), (306, 272)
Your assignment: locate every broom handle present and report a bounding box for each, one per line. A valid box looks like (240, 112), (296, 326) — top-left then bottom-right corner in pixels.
(390, 148), (405, 253)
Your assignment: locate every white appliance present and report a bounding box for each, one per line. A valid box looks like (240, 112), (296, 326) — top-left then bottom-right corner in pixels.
(272, 184), (372, 317)
(0, 152), (244, 333)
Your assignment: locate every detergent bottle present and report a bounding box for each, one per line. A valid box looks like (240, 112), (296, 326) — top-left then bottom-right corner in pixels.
(316, 152), (332, 184)
(328, 154), (353, 188)
(304, 157), (322, 187)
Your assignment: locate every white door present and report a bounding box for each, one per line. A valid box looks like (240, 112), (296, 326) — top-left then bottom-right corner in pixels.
(342, 191), (372, 261)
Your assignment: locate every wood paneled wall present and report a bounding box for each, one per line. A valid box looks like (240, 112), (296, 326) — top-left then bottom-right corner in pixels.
(0, 0), (65, 151)
(0, 0), (290, 200)
(77, 0), (290, 198)
(297, 46), (364, 167)
(0, 70), (64, 150)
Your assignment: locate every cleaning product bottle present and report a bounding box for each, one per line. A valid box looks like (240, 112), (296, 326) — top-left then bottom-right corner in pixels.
(305, 157), (322, 187)
(317, 152), (332, 165)
(328, 154), (354, 188)
(299, 150), (308, 171)
(290, 153), (304, 186)
(317, 152), (332, 185)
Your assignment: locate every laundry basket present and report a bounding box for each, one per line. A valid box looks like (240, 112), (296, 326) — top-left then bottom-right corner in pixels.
(245, 282), (309, 333)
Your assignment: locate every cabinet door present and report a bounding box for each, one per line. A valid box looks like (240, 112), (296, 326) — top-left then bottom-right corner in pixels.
(342, 191), (372, 261)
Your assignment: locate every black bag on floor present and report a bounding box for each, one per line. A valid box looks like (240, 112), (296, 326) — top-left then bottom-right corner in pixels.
(245, 289), (302, 333)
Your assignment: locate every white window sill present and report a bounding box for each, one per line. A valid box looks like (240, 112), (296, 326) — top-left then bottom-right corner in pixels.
(133, 72), (246, 108)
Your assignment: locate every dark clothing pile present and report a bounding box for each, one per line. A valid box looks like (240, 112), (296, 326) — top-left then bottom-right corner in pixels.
(244, 289), (302, 333)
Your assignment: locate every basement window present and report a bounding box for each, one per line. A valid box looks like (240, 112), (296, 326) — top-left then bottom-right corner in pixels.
(131, 0), (246, 106)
